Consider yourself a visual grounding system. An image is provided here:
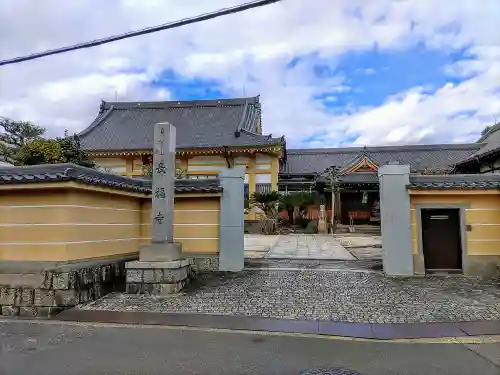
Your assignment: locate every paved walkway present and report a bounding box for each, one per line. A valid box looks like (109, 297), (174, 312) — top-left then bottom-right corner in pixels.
(244, 234), (279, 259)
(79, 270), (500, 324)
(264, 235), (355, 260)
(244, 234), (382, 260)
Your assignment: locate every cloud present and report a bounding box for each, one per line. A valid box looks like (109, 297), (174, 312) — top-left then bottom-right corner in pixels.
(0, 0), (499, 147)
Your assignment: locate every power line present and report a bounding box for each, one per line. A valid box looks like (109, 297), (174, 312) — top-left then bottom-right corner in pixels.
(0, 0), (282, 67)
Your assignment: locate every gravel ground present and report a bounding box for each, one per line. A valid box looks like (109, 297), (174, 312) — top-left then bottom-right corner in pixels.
(79, 269), (500, 324)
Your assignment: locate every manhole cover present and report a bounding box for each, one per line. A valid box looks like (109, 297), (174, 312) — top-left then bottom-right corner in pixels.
(300, 368), (362, 375)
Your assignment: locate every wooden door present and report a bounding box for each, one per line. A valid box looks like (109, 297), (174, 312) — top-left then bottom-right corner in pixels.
(421, 208), (462, 271)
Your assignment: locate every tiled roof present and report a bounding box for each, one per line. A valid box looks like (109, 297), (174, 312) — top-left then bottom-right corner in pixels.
(282, 143), (480, 174)
(0, 164), (222, 194)
(457, 122), (500, 165)
(408, 174), (500, 190)
(79, 96), (283, 151)
(339, 172), (379, 184)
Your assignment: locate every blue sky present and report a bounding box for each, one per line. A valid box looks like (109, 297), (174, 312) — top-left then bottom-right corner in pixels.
(316, 44), (471, 110)
(1, 0), (499, 149)
(155, 43), (470, 109)
(151, 42), (482, 147)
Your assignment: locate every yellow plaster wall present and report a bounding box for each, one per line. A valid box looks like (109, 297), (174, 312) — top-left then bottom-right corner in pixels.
(409, 190), (500, 256)
(0, 184), (222, 262)
(91, 151), (281, 192)
(140, 196), (220, 254)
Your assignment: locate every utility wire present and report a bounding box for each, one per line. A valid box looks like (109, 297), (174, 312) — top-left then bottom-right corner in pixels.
(0, 0), (282, 67)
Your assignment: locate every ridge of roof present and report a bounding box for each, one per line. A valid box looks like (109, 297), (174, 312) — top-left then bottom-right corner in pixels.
(477, 122), (500, 143)
(239, 128), (273, 140)
(288, 143), (481, 155)
(100, 96), (259, 111)
(456, 123), (500, 165)
(78, 105), (115, 137)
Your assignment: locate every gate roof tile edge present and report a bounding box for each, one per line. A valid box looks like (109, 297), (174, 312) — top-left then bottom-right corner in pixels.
(408, 174), (500, 190)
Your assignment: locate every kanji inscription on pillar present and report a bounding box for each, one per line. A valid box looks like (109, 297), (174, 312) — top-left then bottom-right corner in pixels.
(151, 122), (176, 243)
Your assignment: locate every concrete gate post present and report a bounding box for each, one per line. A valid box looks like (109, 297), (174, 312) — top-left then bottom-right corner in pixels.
(378, 164), (413, 276)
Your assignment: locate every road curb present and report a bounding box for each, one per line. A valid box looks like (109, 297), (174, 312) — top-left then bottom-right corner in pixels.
(49, 309), (500, 340)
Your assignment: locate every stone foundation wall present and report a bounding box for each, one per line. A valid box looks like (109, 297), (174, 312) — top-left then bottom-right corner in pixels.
(125, 259), (195, 295)
(0, 262), (126, 317)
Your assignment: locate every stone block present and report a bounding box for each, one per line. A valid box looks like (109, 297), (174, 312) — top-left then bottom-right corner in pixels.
(81, 269), (94, 286)
(67, 272), (79, 289)
(79, 289), (92, 304)
(1, 306), (19, 316)
(33, 306), (62, 317)
(142, 284), (155, 294)
(54, 290), (79, 307)
(0, 287), (17, 305)
(19, 306), (38, 317)
(0, 272), (51, 289)
(158, 267), (189, 283)
(93, 268), (101, 283)
(94, 283), (103, 299)
(52, 272), (70, 290)
(126, 259), (190, 269)
(142, 270), (157, 283)
(126, 269), (143, 283)
(34, 290), (55, 307)
(19, 288), (35, 306)
(126, 283), (142, 294)
(101, 265), (112, 282)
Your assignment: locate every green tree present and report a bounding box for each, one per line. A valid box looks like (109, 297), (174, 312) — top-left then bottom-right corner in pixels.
(250, 191), (281, 217)
(57, 134), (94, 168)
(15, 134), (94, 167)
(0, 117), (46, 163)
(322, 166), (341, 232)
(249, 191), (281, 234)
(1, 117), (93, 168)
(279, 191), (318, 225)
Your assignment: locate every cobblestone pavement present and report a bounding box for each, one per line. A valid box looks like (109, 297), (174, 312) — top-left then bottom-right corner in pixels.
(265, 235), (355, 260)
(80, 270), (500, 323)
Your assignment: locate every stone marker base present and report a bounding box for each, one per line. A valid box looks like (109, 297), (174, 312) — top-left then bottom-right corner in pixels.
(139, 242), (182, 262)
(0, 261), (127, 317)
(125, 259), (193, 295)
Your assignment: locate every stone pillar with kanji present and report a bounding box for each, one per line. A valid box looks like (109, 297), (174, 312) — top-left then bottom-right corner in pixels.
(125, 122), (192, 295)
(140, 122), (181, 262)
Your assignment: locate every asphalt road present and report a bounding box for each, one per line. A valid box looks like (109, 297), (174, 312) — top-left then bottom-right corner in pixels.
(1, 320), (499, 375)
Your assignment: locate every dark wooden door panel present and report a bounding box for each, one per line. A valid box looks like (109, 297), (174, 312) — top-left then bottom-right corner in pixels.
(421, 208), (462, 271)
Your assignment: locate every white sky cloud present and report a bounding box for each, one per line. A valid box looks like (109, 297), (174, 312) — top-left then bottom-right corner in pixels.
(0, 0), (499, 147)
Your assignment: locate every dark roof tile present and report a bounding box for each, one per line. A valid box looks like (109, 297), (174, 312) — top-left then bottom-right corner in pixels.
(79, 96), (282, 151)
(282, 143), (480, 174)
(457, 122), (500, 164)
(408, 174), (500, 190)
(0, 164), (222, 194)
